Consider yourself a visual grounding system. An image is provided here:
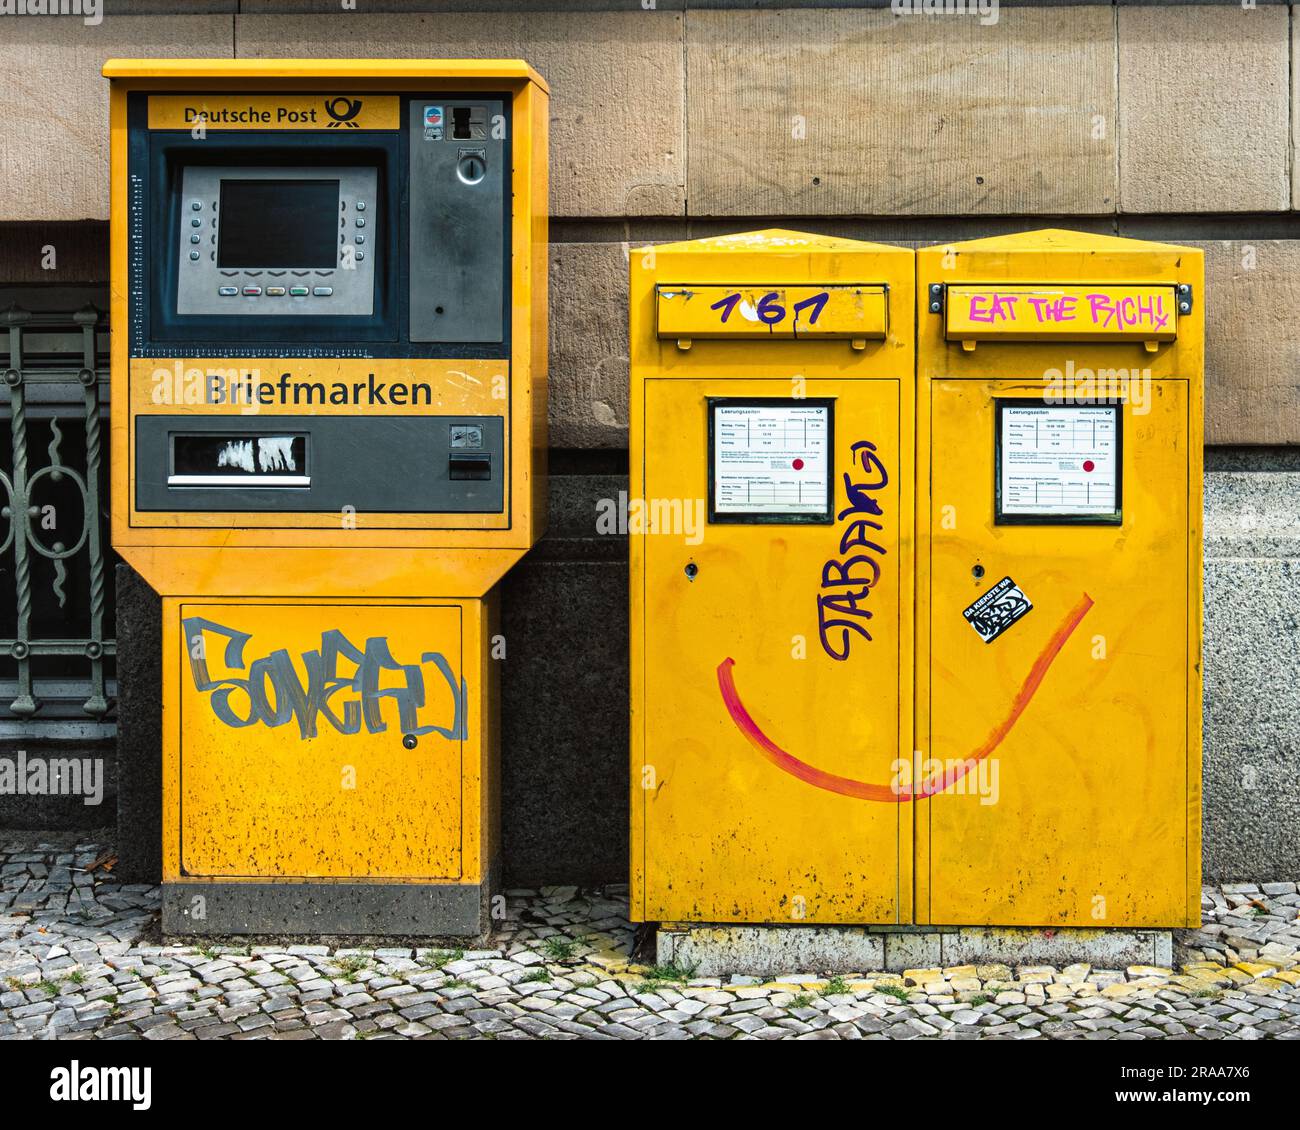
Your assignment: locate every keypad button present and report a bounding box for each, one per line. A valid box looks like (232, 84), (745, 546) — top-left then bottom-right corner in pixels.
(289, 286), (310, 297)
(189, 251), (200, 261)
(356, 218), (365, 228)
(242, 286), (262, 296)
(312, 286), (333, 297)
(190, 218), (202, 227)
(356, 201), (366, 212)
(265, 286), (286, 297)
(218, 286), (238, 296)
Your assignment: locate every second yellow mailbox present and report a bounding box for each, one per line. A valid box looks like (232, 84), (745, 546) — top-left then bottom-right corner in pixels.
(917, 230), (1203, 929)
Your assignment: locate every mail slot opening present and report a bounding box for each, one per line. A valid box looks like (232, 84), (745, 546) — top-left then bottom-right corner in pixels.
(449, 453), (492, 481)
(169, 433), (309, 487)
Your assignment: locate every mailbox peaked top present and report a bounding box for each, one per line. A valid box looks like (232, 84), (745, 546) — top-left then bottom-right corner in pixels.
(649, 228), (906, 257)
(925, 227), (1199, 258)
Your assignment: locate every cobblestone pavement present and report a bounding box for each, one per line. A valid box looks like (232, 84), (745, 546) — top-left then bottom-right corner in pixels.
(3, 840), (1298, 1040)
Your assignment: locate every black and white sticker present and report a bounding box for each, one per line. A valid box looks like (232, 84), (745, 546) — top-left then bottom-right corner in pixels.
(962, 576), (1033, 644)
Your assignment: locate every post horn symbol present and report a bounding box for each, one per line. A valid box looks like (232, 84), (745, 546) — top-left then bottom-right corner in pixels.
(325, 97), (363, 128)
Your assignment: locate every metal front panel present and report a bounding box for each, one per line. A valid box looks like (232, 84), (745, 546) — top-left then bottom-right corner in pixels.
(640, 377), (905, 925)
(178, 602), (464, 879)
(176, 166), (377, 318)
(135, 414), (504, 513)
(408, 99), (506, 343)
(925, 380), (1189, 927)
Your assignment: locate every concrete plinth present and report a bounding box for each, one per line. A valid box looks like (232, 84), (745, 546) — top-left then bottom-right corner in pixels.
(161, 881), (490, 939)
(657, 924), (1174, 978)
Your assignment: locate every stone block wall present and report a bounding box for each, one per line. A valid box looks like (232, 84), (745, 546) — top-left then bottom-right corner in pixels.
(1, 2), (1296, 882)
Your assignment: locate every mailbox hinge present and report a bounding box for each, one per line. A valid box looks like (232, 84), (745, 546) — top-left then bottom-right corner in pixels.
(1175, 283), (1193, 314)
(927, 282), (945, 315)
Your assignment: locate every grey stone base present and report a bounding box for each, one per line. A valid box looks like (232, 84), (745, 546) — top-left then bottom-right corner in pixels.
(657, 924), (1174, 978)
(162, 881), (487, 939)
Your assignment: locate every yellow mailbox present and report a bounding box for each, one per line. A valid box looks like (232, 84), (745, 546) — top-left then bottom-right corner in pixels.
(107, 59), (548, 936)
(630, 231), (915, 925)
(916, 230), (1202, 929)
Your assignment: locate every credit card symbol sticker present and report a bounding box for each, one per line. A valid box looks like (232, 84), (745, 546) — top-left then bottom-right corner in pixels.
(450, 425), (483, 450)
(424, 106), (444, 127)
(962, 575), (1033, 644)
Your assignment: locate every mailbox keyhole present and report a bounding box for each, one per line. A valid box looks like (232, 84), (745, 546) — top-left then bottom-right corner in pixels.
(684, 562), (698, 581)
(402, 733), (418, 750)
(971, 563), (986, 579)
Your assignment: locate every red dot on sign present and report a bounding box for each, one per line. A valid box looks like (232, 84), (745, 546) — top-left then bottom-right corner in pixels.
(1083, 460), (1095, 472)
(792, 458), (805, 470)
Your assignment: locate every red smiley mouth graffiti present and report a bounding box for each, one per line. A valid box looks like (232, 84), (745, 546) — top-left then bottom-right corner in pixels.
(716, 592), (1095, 802)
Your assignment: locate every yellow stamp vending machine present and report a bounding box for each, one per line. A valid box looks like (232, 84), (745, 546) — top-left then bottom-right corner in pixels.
(106, 59), (548, 936)
(629, 231), (916, 926)
(916, 230), (1203, 929)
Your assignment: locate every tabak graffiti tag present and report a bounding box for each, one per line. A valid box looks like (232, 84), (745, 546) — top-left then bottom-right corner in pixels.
(817, 439), (889, 660)
(182, 618), (467, 741)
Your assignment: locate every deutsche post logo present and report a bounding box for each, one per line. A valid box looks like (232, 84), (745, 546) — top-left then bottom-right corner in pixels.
(324, 97), (363, 128)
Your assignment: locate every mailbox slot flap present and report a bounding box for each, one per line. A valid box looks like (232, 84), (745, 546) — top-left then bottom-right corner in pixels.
(655, 284), (887, 341)
(944, 284), (1181, 343)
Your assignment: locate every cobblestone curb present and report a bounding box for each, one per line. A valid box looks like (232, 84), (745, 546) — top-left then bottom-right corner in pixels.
(3, 841), (1297, 1040)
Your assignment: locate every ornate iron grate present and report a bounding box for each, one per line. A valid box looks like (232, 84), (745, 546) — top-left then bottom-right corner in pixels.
(0, 291), (115, 740)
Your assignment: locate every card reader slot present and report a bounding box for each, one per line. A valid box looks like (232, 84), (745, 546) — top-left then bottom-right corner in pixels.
(168, 475), (311, 488)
